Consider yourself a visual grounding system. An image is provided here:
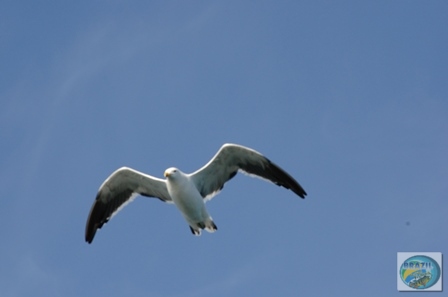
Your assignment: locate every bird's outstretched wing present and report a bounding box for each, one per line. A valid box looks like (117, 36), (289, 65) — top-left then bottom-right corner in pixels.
(189, 144), (307, 200)
(85, 167), (171, 243)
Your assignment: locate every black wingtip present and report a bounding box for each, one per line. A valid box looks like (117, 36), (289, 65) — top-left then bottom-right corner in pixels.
(85, 223), (98, 244)
(85, 221), (95, 244)
(289, 182), (307, 199)
(290, 182), (307, 199)
(267, 160), (307, 199)
(85, 196), (106, 244)
(296, 189), (307, 199)
(291, 178), (307, 199)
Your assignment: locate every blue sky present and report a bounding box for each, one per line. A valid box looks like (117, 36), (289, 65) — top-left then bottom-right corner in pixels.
(1, 1), (447, 296)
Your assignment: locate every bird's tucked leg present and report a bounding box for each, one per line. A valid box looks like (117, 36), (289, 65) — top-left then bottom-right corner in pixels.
(204, 219), (217, 233)
(190, 226), (201, 236)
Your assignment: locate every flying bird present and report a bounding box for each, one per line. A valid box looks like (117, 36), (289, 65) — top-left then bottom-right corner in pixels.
(85, 143), (307, 243)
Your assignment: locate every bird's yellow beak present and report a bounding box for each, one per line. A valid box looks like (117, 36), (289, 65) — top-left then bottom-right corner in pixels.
(164, 171), (170, 177)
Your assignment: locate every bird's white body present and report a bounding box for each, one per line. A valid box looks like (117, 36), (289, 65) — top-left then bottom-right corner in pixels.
(164, 168), (216, 235)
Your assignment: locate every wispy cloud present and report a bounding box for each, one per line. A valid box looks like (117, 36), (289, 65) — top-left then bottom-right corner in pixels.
(169, 252), (267, 297)
(1, 253), (68, 297)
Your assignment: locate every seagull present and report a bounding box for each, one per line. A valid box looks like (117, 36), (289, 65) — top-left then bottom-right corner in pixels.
(85, 143), (307, 243)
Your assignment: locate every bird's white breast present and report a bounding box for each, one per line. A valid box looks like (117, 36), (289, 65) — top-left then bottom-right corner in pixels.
(166, 174), (206, 222)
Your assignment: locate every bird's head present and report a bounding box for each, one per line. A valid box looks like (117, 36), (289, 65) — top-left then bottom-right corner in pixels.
(164, 167), (179, 179)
